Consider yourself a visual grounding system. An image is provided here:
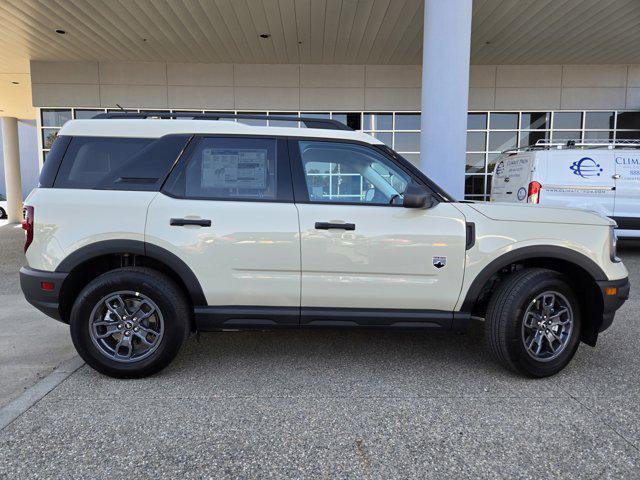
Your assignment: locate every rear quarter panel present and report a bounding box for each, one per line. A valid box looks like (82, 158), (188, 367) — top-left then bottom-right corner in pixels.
(24, 188), (158, 271)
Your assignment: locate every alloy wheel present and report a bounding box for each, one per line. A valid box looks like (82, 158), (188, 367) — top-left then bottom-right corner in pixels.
(521, 290), (574, 362)
(88, 291), (164, 363)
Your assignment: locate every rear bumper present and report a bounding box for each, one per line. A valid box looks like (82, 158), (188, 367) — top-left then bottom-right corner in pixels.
(597, 277), (630, 333)
(19, 266), (68, 323)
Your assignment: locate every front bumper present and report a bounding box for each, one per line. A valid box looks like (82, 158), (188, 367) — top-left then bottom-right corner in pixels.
(19, 266), (68, 322)
(597, 277), (630, 333)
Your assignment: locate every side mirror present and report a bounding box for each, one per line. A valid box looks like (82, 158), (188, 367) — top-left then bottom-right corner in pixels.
(403, 183), (435, 209)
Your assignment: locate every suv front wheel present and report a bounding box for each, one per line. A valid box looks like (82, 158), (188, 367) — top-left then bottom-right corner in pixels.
(70, 267), (190, 378)
(485, 268), (581, 377)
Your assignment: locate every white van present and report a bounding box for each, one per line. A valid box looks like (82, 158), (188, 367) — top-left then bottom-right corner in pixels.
(490, 140), (640, 238)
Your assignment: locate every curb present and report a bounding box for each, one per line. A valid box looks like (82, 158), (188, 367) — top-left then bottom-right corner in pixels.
(0, 355), (85, 431)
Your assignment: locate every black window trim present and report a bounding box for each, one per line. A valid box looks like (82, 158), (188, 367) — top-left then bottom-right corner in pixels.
(287, 137), (450, 207)
(160, 134), (294, 204)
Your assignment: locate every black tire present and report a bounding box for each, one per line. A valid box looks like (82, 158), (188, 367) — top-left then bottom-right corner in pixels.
(0, 207), (6, 219)
(70, 267), (190, 378)
(485, 268), (581, 377)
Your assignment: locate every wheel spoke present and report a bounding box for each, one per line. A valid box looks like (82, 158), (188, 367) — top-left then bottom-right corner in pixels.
(548, 308), (570, 326)
(113, 334), (133, 360)
(526, 331), (543, 354)
(134, 325), (161, 347)
(92, 321), (120, 339)
(104, 295), (127, 321)
(131, 299), (156, 321)
(524, 312), (541, 329)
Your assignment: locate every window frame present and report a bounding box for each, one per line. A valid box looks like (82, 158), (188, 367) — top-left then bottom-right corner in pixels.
(161, 134), (294, 203)
(288, 137), (443, 207)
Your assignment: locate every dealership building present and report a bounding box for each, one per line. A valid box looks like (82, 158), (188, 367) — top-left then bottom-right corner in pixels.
(1, 0), (640, 221)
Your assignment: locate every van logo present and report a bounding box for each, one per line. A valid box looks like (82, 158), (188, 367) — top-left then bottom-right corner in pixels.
(570, 157), (603, 178)
(433, 256), (447, 269)
(495, 161), (505, 178)
(517, 187), (527, 201)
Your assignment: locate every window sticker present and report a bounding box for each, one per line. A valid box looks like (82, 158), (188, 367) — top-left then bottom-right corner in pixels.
(201, 148), (268, 189)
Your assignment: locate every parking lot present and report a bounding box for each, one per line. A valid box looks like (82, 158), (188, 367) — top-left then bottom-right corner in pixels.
(0, 225), (639, 478)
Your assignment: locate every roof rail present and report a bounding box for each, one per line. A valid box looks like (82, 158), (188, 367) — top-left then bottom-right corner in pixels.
(502, 138), (640, 154)
(92, 112), (352, 131)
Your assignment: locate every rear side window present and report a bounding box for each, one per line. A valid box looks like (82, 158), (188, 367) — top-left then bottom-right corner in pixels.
(164, 136), (292, 201)
(54, 137), (153, 189)
(52, 136), (190, 190)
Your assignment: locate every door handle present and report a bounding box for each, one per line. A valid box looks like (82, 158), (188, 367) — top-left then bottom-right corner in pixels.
(170, 218), (212, 227)
(315, 222), (356, 230)
(612, 174), (621, 180)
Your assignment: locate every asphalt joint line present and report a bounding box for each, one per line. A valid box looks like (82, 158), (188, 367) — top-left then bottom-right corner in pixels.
(555, 382), (640, 454)
(0, 355), (85, 432)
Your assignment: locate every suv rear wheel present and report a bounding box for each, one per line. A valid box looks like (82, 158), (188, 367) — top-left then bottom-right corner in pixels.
(485, 268), (581, 377)
(70, 267), (190, 378)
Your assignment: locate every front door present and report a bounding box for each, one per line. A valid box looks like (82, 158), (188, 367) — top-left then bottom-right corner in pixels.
(290, 139), (467, 327)
(145, 136), (300, 327)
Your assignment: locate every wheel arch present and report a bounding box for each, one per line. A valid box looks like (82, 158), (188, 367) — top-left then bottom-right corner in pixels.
(56, 240), (206, 324)
(461, 245), (606, 346)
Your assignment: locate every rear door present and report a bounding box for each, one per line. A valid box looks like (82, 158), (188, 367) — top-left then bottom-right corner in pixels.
(145, 136), (301, 327)
(613, 150), (640, 231)
(490, 152), (534, 203)
(540, 150), (615, 216)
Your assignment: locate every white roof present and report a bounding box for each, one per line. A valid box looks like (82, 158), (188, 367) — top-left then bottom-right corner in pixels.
(59, 119), (382, 145)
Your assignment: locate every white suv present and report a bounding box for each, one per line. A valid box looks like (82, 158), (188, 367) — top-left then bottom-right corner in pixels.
(20, 113), (629, 378)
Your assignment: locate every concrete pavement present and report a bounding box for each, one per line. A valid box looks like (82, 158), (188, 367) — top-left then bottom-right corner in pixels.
(0, 235), (639, 478)
(0, 223), (76, 407)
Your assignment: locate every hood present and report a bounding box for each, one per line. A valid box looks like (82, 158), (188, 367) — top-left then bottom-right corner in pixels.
(466, 202), (614, 227)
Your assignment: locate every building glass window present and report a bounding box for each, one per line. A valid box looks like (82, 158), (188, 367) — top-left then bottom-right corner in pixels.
(585, 111), (615, 130)
(395, 113), (420, 130)
(521, 112), (549, 130)
(467, 113), (487, 130)
(489, 112), (518, 130)
(553, 112), (582, 129)
(467, 132), (486, 151)
(466, 153), (486, 173)
(488, 131), (517, 151)
(519, 130), (549, 147)
(41, 109), (72, 127)
(616, 111), (640, 130)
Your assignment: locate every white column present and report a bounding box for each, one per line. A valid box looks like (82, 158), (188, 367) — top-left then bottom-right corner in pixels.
(2, 117), (23, 223)
(419, 0), (472, 200)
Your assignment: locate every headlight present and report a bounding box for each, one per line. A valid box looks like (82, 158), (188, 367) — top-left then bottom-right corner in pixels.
(610, 226), (620, 263)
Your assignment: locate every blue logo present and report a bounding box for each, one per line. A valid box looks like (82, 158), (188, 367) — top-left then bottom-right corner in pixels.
(517, 187), (527, 201)
(495, 161), (505, 178)
(570, 157), (603, 178)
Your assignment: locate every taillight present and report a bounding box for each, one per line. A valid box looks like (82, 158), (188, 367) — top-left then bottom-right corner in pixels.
(22, 206), (34, 252)
(527, 181), (541, 204)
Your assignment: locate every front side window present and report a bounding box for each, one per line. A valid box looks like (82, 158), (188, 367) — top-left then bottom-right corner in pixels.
(297, 141), (410, 205)
(167, 137), (284, 201)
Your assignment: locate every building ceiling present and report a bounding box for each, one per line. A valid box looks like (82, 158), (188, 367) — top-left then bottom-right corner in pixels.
(0, 0), (639, 75)
(0, 0), (639, 118)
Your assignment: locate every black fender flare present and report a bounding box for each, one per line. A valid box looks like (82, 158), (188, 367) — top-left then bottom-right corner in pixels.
(460, 245), (607, 312)
(56, 239), (207, 306)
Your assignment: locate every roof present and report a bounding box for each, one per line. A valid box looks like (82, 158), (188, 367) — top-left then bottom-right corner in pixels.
(58, 119), (383, 144)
